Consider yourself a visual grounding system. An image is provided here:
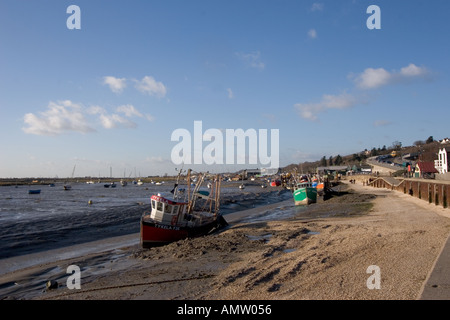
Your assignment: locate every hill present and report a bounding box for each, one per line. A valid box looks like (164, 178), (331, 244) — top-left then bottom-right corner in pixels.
(281, 136), (449, 174)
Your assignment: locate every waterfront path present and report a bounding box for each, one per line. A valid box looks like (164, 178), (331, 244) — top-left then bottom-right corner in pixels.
(351, 179), (450, 300)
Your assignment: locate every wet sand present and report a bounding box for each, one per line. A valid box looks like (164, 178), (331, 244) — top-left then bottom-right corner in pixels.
(2, 180), (450, 300)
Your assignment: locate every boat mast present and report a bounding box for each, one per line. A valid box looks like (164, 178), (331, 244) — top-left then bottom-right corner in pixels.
(187, 172), (204, 213)
(171, 165), (184, 200)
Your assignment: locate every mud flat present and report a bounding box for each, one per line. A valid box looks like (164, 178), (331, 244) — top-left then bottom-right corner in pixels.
(2, 181), (450, 300)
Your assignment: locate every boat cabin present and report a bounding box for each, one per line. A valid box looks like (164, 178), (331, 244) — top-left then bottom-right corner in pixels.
(149, 193), (187, 226)
(296, 181), (313, 188)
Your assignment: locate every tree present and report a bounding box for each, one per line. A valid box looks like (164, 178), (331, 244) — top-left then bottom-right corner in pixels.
(426, 136), (434, 144)
(328, 156), (333, 166)
(320, 156), (327, 167)
(335, 154), (343, 165)
(371, 147), (378, 156)
(392, 141), (402, 150)
(352, 153), (361, 162)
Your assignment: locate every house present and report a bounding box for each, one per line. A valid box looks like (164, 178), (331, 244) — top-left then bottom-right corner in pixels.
(439, 138), (450, 144)
(415, 161), (438, 178)
(349, 164), (372, 173)
(435, 148), (450, 174)
(317, 166), (348, 175)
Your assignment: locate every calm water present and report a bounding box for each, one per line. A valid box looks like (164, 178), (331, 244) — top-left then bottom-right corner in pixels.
(0, 181), (292, 259)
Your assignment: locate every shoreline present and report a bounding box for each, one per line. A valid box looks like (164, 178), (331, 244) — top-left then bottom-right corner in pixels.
(1, 181), (450, 300)
(0, 182), (291, 260)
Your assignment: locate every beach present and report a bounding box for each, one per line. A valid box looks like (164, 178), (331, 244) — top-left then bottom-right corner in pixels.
(2, 179), (450, 300)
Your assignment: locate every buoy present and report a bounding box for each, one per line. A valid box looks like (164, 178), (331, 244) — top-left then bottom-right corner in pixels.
(88, 200), (93, 205)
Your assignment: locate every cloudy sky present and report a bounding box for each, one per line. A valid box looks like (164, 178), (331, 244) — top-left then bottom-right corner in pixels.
(1, 0), (449, 178)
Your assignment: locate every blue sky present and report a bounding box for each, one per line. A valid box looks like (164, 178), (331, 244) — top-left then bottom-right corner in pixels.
(1, 0), (449, 178)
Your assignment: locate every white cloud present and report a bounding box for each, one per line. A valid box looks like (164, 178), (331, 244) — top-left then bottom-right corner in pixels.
(353, 64), (429, 89)
(23, 100), (95, 136)
(235, 51), (265, 70)
(308, 29), (317, 39)
(22, 101), (153, 135)
(116, 104), (143, 118)
(86, 105), (106, 115)
(134, 76), (167, 98)
(311, 3), (324, 12)
(103, 76), (127, 93)
(98, 113), (136, 129)
(294, 93), (359, 121)
(145, 156), (166, 164)
(374, 120), (392, 127)
(354, 68), (391, 89)
(295, 63), (430, 122)
(400, 63), (428, 77)
(116, 104), (154, 122)
(227, 88), (234, 99)
(90, 104), (151, 129)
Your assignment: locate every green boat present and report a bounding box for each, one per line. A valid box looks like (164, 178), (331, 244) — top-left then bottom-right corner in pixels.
(293, 181), (317, 205)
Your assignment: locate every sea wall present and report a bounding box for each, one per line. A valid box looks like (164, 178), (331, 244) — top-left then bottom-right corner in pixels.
(369, 177), (450, 209)
(435, 173), (450, 181)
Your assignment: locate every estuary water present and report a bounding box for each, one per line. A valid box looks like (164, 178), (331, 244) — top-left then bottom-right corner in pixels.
(0, 181), (292, 260)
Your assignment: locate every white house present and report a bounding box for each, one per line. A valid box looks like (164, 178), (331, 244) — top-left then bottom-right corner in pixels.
(435, 148), (450, 174)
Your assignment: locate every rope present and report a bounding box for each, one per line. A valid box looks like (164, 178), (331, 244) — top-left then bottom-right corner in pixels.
(41, 274), (216, 299)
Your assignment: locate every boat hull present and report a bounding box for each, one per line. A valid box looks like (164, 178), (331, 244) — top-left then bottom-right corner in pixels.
(316, 182), (325, 195)
(140, 215), (228, 247)
(293, 187), (317, 205)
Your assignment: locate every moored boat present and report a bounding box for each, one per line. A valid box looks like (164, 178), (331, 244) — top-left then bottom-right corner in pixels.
(140, 170), (228, 247)
(293, 181), (317, 205)
(28, 189), (41, 194)
(316, 181), (325, 195)
(270, 180), (281, 187)
(104, 182), (116, 188)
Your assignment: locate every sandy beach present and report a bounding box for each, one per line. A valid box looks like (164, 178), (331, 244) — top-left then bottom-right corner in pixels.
(2, 179), (450, 300)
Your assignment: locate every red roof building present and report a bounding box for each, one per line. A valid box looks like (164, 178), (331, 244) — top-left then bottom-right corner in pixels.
(415, 161), (438, 178)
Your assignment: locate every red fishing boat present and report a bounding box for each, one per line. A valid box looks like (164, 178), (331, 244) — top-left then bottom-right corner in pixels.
(140, 170), (228, 247)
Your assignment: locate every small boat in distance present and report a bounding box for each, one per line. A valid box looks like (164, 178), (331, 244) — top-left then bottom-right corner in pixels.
(64, 164), (76, 191)
(104, 182), (116, 188)
(28, 189), (41, 194)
